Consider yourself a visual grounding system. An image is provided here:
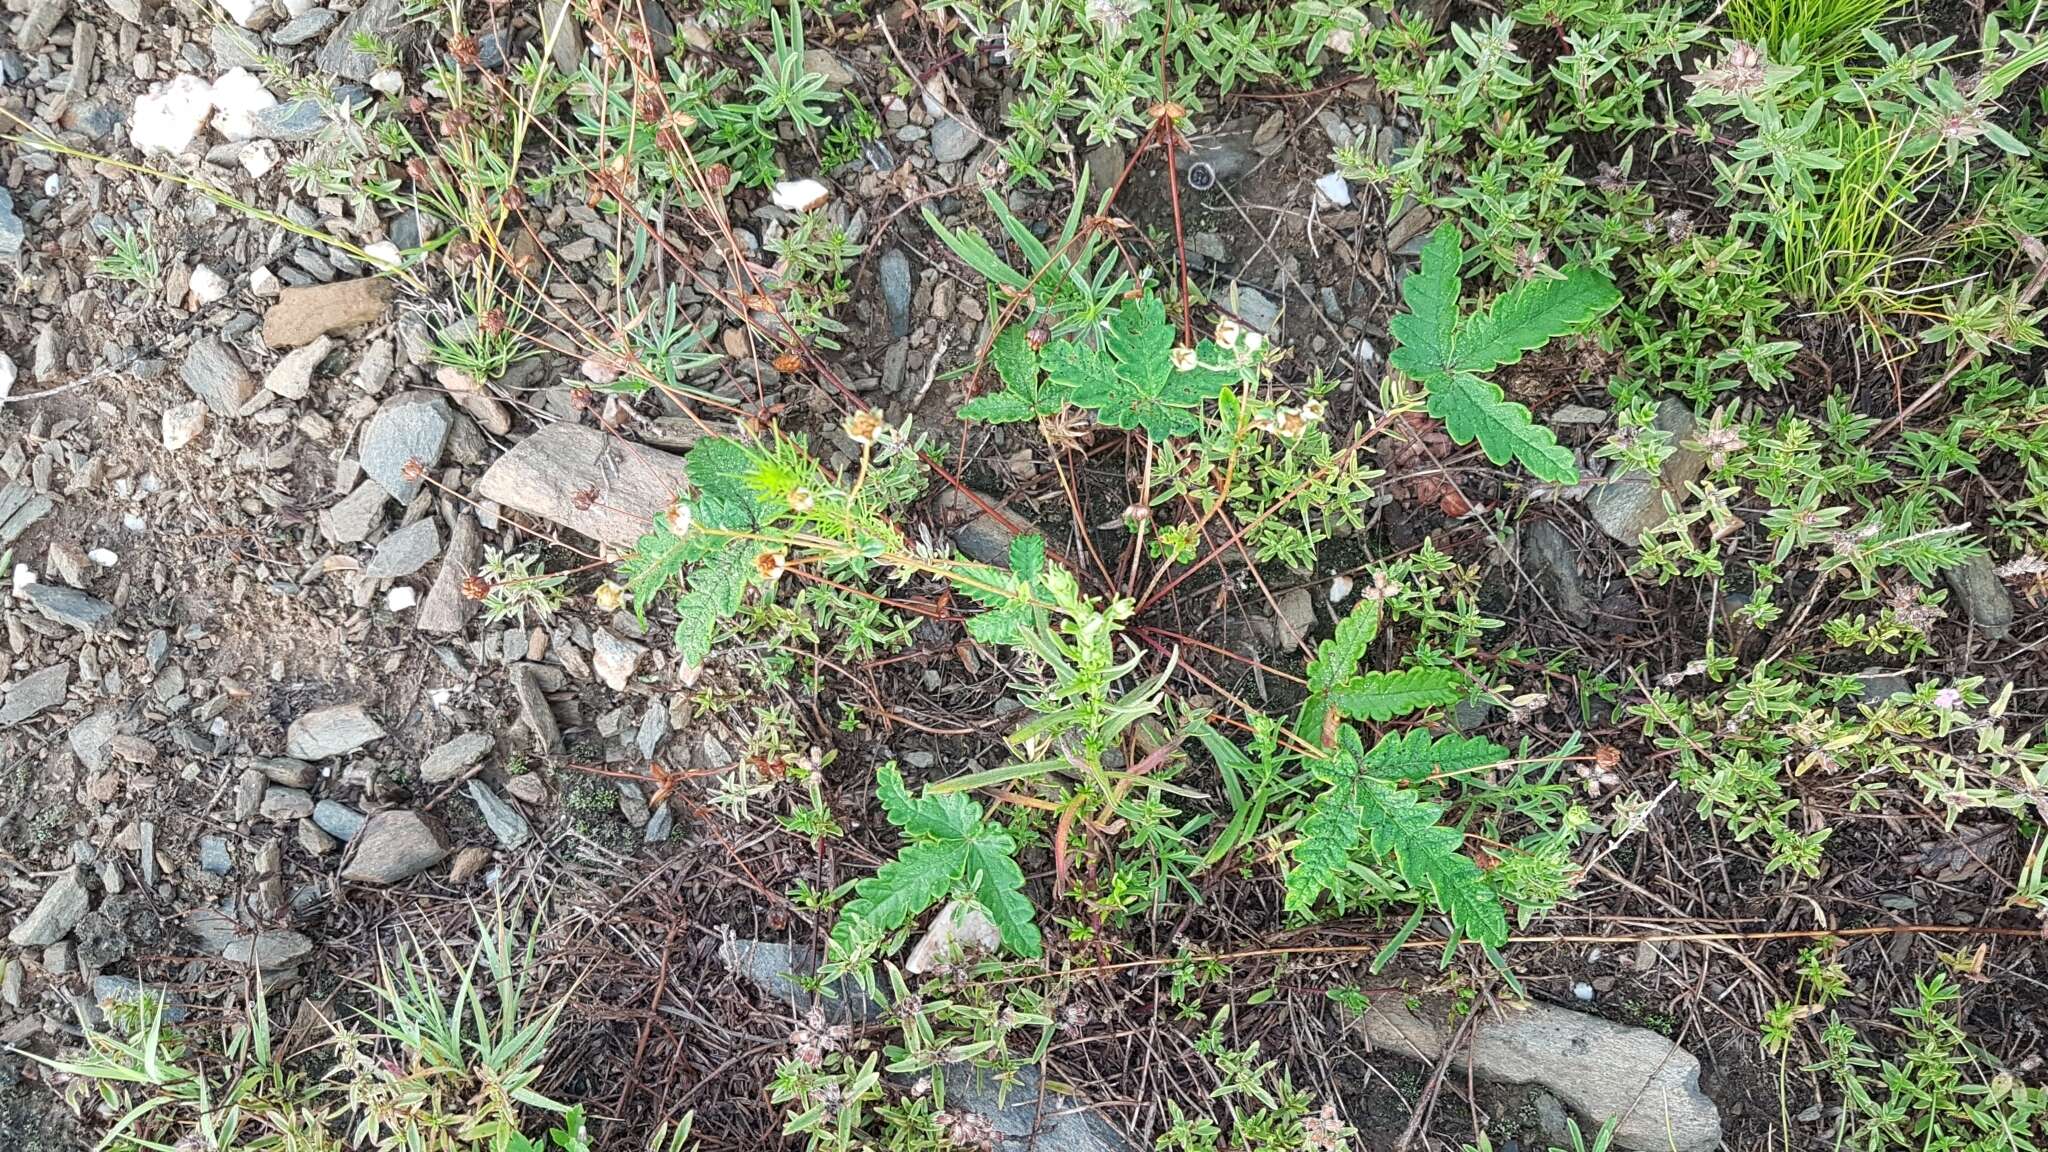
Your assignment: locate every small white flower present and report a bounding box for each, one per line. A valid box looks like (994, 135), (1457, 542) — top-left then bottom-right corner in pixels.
(1214, 318), (1242, 349)
(1170, 346), (1198, 370)
(788, 486), (816, 513)
(1300, 397), (1326, 423)
(664, 501), (693, 537)
(1241, 330), (1266, 352)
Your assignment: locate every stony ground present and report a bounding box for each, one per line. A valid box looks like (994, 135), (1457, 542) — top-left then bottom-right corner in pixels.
(1, 1), (2044, 1151)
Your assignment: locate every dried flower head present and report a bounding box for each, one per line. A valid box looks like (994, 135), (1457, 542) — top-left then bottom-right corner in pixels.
(399, 458), (428, 483)
(571, 486), (600, 512)
(460, 575), (493, 601)
(663, 501), (693, 537)
(754, 550), (789, 582)
(1170, 346), (1198, 371)
(844, 408), (889, 446)
(788, 486), (816, 514)
(1685, 40), (1774, 102)
(594, 581), (626, 613)
(1214, 317), (1243, 349)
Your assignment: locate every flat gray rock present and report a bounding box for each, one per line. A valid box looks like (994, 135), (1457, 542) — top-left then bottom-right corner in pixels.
(1353, 997), (1720, 1152)
(591, 627), (646, 691)
(1520, 520), (1592, 622)
(313, 799), (367, 842)
(360, 392), (452, 503)
(878, 248), (912, 340)
(221, 929), (315, 968)
(468, 781), (531, 849)
(417, 512), (481, 633)
(477, 422), (690, 548)
(930, 115), (978, 163)
(1942, 554), (2014, 640)
(181, 334), (258, 416)
(934, 487), (1044, 566)
(7, 866), (90, 947)
(364, 517), (441, 579)
(0, 481), (52, 546)
(69, 712), (119, 772)
(1589, 398), (1702, 544)
(0, 663), (71, 727)
(321, 480), (389, 544)
(315, 0), (416, 80)
(262, 333), (332, 399)
(340, 809), (448, 884)
(259, 786), (316, 821)
(420, 731), (493, 784)
(25, 583), (113, 631)
(509, 662), (565, 754)
(285, 702), (385, 759)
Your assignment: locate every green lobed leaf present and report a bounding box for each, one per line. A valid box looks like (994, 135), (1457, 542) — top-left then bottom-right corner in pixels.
(1048, 295), (1233, 441)
(685, 438), (765, 518)
(1425, 372), (1580, 484)
(671, 539), (754, 667)
(1386, 223), (1464, 384)
(1451, 265), (1622, 377)
(960, 326), (1070, 425)
(1308, 599), (1383, 696)
(617, 515), (718, 625)
(1327, 667), (1466, 722)
(1009, 534), (1046, 583)
(1359, 729), (1509, 785)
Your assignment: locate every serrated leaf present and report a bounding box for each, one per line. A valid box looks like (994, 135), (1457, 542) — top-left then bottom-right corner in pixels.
(1426, 372), (1580, 484)
(1387, 223), (1464, 383)
(1453, 265), (1621, 376)
(1327, 667), (1465, 722)
(1308, 599), (1383, 696)
(671, 539), (753, 666)
(1009, 534), (1046, 583)
(965, 602), (1033, 645)
(617, 515), (717, 624)
(1359, 729), (1508, 784)
(830, 764), (1041, 961)
(685, 438), (764, 518)
(1048, 295), (1232, 441)
(1285, 727), (1508, 946)
(960, 327), (1070, 425)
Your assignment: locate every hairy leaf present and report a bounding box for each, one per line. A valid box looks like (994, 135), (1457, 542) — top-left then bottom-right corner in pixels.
(830, 764), (1041, 961)
(1285, 728), (1508, 945)
(1454, 265), (1622, 375)
(685, 438), (764, 518)
(1386, 222), (1619, 484)
(1327, 667), (1465, 722)
(1426, 372), (1581, 484)
(1359, 729), (1509, 785)
(959, 326), (1072, 425)
(1308, 599), (1383, 696)
(672, 539), (754, 667)
(1046, 295), (1235, 441)
(617, 515), (716, 625)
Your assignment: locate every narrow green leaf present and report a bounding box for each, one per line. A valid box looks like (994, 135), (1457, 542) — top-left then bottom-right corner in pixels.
(1327, 668), (1465, 722)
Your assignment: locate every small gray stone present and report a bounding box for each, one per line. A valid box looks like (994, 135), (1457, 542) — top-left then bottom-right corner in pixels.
(321, 480), (390, 544)
(270, 8), (338, 45)
(0, 188), (24, 264)
(1590, 398), (1703, 544)
(285, 702), (385, 760)
(1228, 283), (1281, 334)
(476, 423), (689, 548)
(198, 835), (232, 875)
(930, 116), (977, 163)
(468, 781), (532, 849)
(315, 0), (415, 80)
(0, 663), (71, 727)
(24, 583), (114, 632)
(249, 98), (329, 141)
(935, 487), (1044, 566)
(234, 769), (267, 821)
(182, 334), (258, 416)
(878, 248), (912, 340)
(313, 799), (366, 842)
(360, 392), (452, 503)
(69, 713), (119, 772)
(162, 400), (208, 451)
(255, 756), (316, 788)
(644, 804), (674, 844)
(420, 731), (492, 784)
(418, 512), (481, 633)
(591, 628), (646, 691)
(1271, 587), (1316, 646)
(221, 929), (315, 968)
(296, 819), (339, 855)
(803, 47), (856, 90)
(510, 663), (565, 754)
(363, 517), (440, 579)
(7, 867), (90, 947)
(212, 24), (265, 69)
(259, 786), (316, 821)
(1520, 520), (1592, 622)
(339, 809), (448, 884)
(1942, 554), (2014, 640)
(262, 333), (332, 399)
(19, 0), (69, 55)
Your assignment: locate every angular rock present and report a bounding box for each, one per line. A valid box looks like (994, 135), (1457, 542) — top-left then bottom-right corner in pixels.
(315, 0), (417, 81)
(591, 628), (646, 691)
(1352, 997), (1719, 1152)
(285, 702), (385, 760)
(70, 713), (119, 772)
(25, 583), (114, 632)
(509, 662), (565, 755)
(20, 0), (71, 55)
(363, 517), (440, 579)
(940, 1065), (1130, 1152)
(468, 782), (532, 849)
(1942, 554), (2014, 640)
(930, 115), (978, 163)
(1589, 399), (1703, 544)
(182, 334), (258, 416)
(906, 899), (1001, 973)
(312, 799), (366, 842)
(248, 98), (328, 142)
(359, 392), (452, 502)
(162, 399), (208, 451)
(877, 248), (912, 340)
(934, 487), (1044, 566)
(130, 73), (213, 157)
(0, 664), (71, 727)
(8, 867), (90, 947)
(263, 277), (394, 349)
(339, 809), (448, 884)
(419, 731), (492, 784)
(259, 786), (316, 821)
(417, 512), (481, 633)
(262, 333), (332, 399)
(221, 929), (314, 968)
(320, 480), (389, 544)
(0, 482), (52, 546)
(477, 422), (690, 548)
(199, 835), (233, 875)
(1520, 520), (1592, 622)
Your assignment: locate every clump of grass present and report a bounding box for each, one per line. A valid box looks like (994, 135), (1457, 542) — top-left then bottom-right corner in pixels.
(91, 225), (160, 288)
(1726, 0), (1910, 64)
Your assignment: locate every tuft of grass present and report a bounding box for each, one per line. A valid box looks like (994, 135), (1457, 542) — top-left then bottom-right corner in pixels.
(90, 225), (161, 289)
(1726, 0), (1910, 64)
